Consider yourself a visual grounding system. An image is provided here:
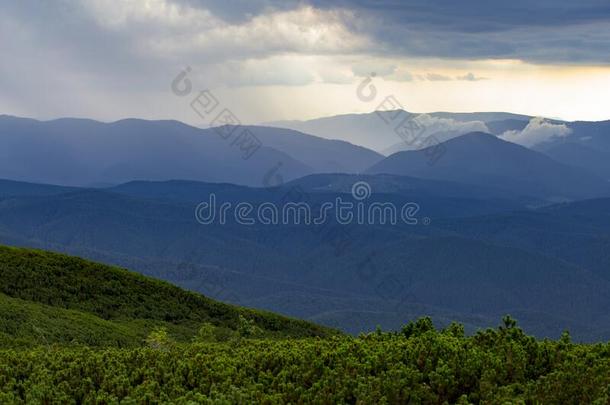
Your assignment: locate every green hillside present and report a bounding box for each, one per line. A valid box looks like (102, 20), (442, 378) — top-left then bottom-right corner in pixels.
(0, 293), (144, 348)
(0, 246), (335, 348)
(1, 246), (610, 403)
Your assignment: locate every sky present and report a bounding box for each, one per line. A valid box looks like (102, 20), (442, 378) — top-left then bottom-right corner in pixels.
(1, 0), (610, 125)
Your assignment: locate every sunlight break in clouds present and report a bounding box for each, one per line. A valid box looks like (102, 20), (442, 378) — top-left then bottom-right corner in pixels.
(1, 0), (610, 123)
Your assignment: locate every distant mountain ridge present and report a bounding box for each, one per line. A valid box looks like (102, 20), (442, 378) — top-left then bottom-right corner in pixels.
(3, 111), (610, 340)
(534, 120), (610, 181)
(2, 177), (610, 339)
(268, 110), (610, 165)
(367, 132), (610, 201)
(0, 115), (381, 187)
(267, 110), (532, 152)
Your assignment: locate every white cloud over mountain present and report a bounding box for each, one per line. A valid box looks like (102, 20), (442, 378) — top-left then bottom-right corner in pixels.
(500, 117), (572, 147)
(414, 114), (489, 137)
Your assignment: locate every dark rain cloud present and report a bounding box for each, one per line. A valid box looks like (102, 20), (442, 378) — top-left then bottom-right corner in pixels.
(4, 0), (610, 65)
(318, 0), (610, 63)
(169, 0), (610, 63)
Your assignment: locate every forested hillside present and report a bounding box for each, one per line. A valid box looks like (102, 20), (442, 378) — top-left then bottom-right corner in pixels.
(1, 245), (610, 403)
(0, 246), (334, 347)
(3, 178), (610, 339)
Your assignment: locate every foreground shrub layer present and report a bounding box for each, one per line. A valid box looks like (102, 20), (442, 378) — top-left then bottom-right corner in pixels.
(1, 319), (609, 404)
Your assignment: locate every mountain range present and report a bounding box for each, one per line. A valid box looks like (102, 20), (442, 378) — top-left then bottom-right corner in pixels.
(367, 132), (610, 201)
(533, 120), (610, 181)
(268, 110), (532, 153)
(2, 113), (610, 202)
(2, 111), (610, 340)
(0, 115), (381, 187)
(269, 111), (610, 180)
(1, 173), (610, 340)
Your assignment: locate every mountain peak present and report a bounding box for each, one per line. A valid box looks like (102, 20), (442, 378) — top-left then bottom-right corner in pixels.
(438, 131), (505, 147)
(454, 131), (498, 141)
(367, 131), (610, 201)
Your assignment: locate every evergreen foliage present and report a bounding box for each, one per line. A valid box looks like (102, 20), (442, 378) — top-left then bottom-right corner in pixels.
(1, 319), (609, 403)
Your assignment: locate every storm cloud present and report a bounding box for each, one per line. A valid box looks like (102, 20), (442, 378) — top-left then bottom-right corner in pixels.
(1, 0), (609, 122)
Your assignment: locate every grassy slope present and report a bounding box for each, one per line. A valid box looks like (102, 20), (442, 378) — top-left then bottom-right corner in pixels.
(0, 246), (335, 347)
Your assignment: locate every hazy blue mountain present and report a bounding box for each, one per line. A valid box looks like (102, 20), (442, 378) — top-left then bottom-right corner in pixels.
(285, 173), (541, 206)
(108, 178), (525, 220)
(0, 115), (380, 187)
(435, 197), (610, 283)
(238, 125), (382, 172)
(0, 179), (76, 198)
(566, 121), (610, 152)
(269, 111), (414, 152)
(267, 110), (530, 153)
(381, 127), (491, 155)
(534, 121), (610, 181)
(108, 180), (255, 203)
(2, 178), (610, 340)
(367, 132), (610, 201)
(111, 173), (536, 208)
(538, 143), (610, 179)
(428, 112), (531, 122)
